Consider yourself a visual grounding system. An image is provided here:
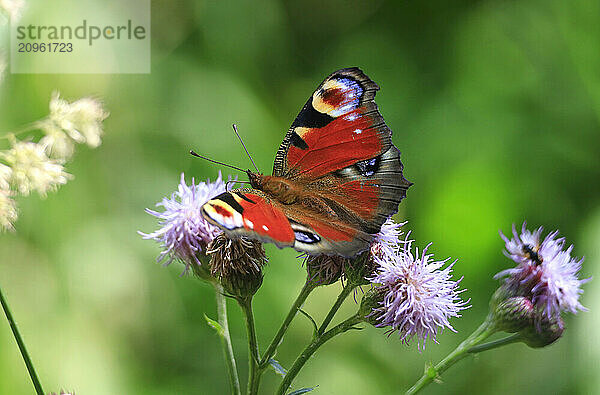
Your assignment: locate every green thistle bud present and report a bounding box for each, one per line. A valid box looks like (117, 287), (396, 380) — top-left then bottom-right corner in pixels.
(190, 253), (213, 282)
(519, 313), (564, 348)
(489, 279), (564, 348)
(343, 251), (375, 286)
(491, 296), (534, 333)
(358, 287), (385, 326)
(489, 282), (513, 309)
(208, 234), (267, 299)
(306, 254), (345, 286)
(220, 270), (264, 299)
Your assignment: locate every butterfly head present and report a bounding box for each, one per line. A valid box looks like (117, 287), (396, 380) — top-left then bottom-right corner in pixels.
(247, 170), (263, 190)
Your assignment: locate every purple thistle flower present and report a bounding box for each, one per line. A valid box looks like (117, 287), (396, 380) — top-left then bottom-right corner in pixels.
(369, 234), (469, 350)
(139, 172), (233, 269)
(496, 223), (590, 321)
(371, 219), (407, 262)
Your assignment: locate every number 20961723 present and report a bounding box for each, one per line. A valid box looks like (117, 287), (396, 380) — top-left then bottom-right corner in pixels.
(17, 42), (73, 52)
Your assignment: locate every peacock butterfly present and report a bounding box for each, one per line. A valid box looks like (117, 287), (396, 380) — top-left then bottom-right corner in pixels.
(201, 67), (412, 257)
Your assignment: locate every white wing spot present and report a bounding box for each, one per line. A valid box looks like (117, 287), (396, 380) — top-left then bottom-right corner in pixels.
(353, 128), (362, 134)
(262, 225), (269, 231)
(244, 219), (254, 229)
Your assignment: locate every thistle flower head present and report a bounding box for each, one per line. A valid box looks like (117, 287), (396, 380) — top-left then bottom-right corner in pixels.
(208, 233), (267, 298)
(0, 140), (72, 197)
(342, 219), (407, 286)
(305, 254), (345, 286)
(40, 92), (109, 158)
(371, 219), (407, 261)
(139, 172), (231, 270)
(368, 235), (469, 350)
(495, 223), (589, 322)
(0, 189), (17, 231)
(208, 233), (267, 277)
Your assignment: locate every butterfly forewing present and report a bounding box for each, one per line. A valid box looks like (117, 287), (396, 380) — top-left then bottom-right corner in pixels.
(273, 68), (391, 179)
(202, 189), (295, 248)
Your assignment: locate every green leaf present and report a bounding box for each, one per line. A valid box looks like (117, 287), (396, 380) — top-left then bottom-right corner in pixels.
(204, 314), (225, 337)
(268, 359), (287, 377)
(425, 362), (436, 378)
(288, 387), (316, 395)
(298, 308), (318, 337)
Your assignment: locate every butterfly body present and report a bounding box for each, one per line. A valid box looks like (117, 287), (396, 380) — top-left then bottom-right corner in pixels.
(247, 172), (304, 205)
(202, 68), (412, 257)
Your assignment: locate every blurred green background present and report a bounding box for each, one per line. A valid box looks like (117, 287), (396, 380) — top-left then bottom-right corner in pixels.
(1, 1), (599, 394)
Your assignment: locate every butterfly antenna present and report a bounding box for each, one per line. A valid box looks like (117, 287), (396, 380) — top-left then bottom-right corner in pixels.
(232, 124), (260, 173)
(189, 150), (246, 173)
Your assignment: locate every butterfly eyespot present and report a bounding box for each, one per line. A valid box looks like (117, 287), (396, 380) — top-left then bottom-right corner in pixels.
(290, 221), (321, 244)
(294, 230), (321, 244)
(312, 77), (363, 117)
(202, 199), (244, 230)
(355, 156), (380, 177)
(214, 205), (232, 217)
(321, 88), (346, 107)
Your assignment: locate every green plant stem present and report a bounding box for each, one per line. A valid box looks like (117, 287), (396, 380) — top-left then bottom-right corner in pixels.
(467, 333), (522, 353)
(259, 280), (317, 369)
(0, 284), (44, 395)
(405, 316), (497, 395)
(238, 297), (260, 395)
(0, 122), (40, 140)
(276, 313), (363, 395)
(214, 283), (241, 395)
(317, 282), (355, 335)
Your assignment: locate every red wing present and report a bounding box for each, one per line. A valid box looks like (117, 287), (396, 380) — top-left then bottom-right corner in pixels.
(201, 189), (295, 248)
(201, 188), (370, 256)
(285, 109), (386, 179)
(273, 67), (392, 180)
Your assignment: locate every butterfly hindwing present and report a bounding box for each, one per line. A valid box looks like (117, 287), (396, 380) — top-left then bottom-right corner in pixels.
(334, 146), (410, 233)
(284, 208), (373, 257)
